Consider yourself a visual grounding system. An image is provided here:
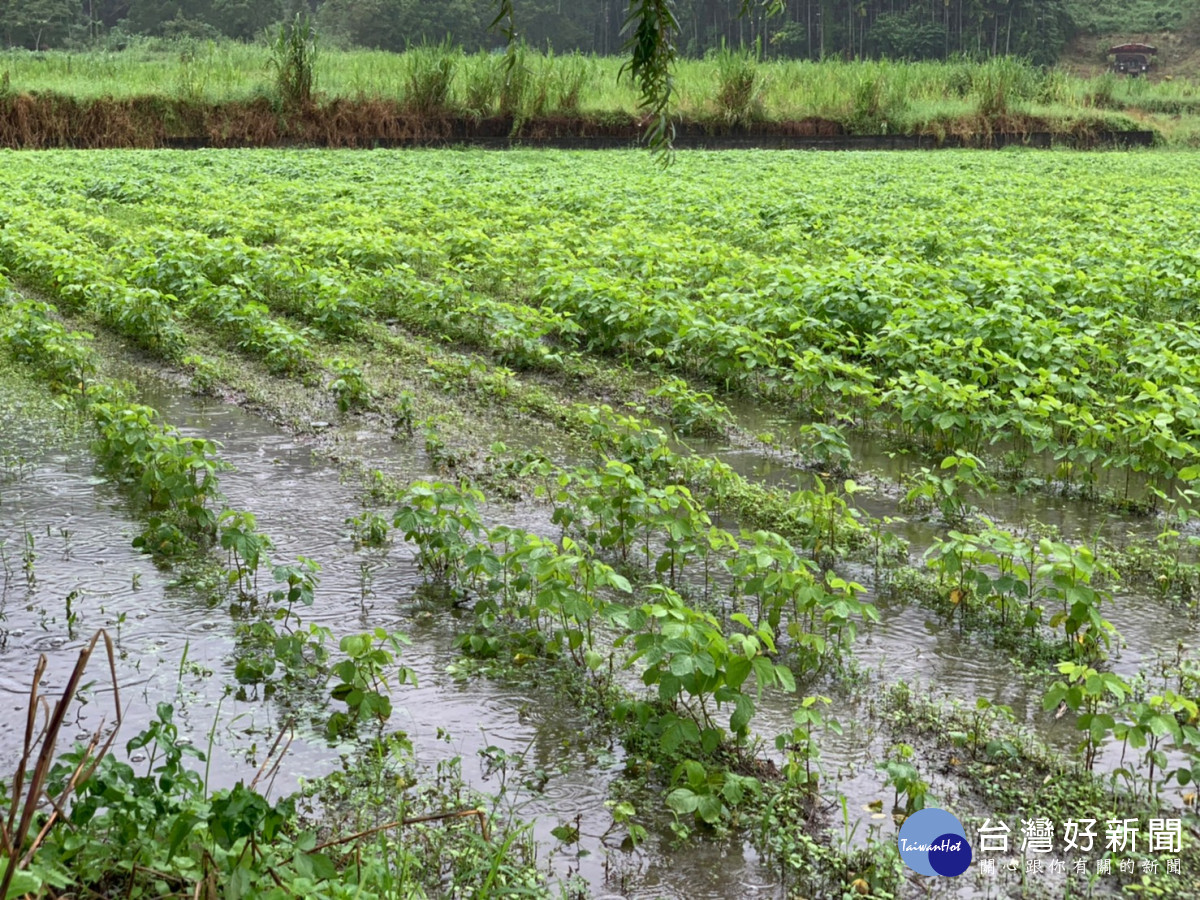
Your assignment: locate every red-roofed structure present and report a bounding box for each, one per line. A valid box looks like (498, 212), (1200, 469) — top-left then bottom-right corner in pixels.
(1109, 43), (1157, 75)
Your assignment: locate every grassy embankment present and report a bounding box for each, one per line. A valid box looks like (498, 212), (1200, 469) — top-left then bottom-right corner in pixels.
(2, 43), (1199, 147)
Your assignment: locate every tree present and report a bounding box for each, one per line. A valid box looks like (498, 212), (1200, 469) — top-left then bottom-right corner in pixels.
(1, 0), (81, 48)
(211, 0), (284, 40)
(121, 0), (211, 37)
(868, 8), (947, 60)
(318, 0), (408, 50)
(400, 0), (486, 49)
(319, 0), (486, 51)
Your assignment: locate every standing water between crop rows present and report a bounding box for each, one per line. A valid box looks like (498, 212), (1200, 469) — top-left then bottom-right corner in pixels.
(3, 365), (1196, 897)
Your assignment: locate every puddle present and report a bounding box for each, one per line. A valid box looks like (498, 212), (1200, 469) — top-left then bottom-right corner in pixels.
(0, 444), (223, 757)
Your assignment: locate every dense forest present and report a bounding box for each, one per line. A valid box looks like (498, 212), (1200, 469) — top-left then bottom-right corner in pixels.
(0, 0), (1196, 63)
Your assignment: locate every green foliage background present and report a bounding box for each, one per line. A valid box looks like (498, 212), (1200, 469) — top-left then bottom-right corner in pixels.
(0, 0), (1195, 63)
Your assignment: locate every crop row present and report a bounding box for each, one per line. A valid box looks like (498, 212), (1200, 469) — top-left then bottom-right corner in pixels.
(0, 272), (873, 841)
(0, 289), (560, 900)
(7, 151), (1200, 507)
(0, 202), (887, 565)
(381, 461), (877, 828)
(4, 153), (1199, 892)
(0, 286), (408, 740)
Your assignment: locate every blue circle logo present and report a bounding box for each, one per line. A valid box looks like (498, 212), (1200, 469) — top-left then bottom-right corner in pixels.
(897, 808), (972, 877)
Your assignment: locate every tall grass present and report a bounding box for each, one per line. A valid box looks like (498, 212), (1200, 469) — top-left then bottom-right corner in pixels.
(0, 41), (1195, 129)
(848, 72), (911, 133)
(459, 51), (501, 116)
(551, 52), (592, 114)
(498, 44), (538, 118)
(713, 46), (764, 126)
(268, 14), (317, 108)
(404, 40), (456, 115)
(174, 41), (209, 102)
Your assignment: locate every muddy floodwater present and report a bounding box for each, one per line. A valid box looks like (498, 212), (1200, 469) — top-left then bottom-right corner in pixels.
(2, 373), (1196, 899)
(1, 380), (786, 898)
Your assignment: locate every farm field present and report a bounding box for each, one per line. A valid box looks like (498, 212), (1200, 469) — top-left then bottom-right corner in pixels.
(1, 148), (1200, 898)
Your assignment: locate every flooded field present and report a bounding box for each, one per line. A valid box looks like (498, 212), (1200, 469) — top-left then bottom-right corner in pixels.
(2, 150), (1199, 899)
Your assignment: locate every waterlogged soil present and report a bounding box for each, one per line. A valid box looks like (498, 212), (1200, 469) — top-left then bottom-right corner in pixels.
(712, 440), (1199, 679)
(3, 363), (1197, 897)
(718, 400), (1172, 541)
(0, 380), (787, 899)
(712, 406), (1200, 809)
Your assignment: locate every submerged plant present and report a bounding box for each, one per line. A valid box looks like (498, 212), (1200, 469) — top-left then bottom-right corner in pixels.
(666, 758), (762, 832)
(219, 509), (272, 598)
(326, 628), (417, 739)
(794, 422), (853, 474)
(1042, 661), (1129, 772)
(393, 481), (484, 584)
(347, 511), (390, 548)
(901, 450), (992, 525)
(776, 695), (841, 793)
(21, 529), (35, 583)
(876, 742), (931, 815)
(648, 377), (732, 437)
(327, 357), (373, 413)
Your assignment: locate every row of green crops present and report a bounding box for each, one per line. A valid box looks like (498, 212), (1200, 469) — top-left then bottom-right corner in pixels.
(0, 277), (565, 900)
(921, 525), (1200, 806)
(0, 186), (880, 843)
(0, 284), (409, 739)
(382, 447), (875, 833)
(0, 254), (878, 760)
(0, 219), (914, 865)
(4, 150), (1200, 511)
(4, 146), (1198, 700)
(0, 254), (877, 867)
(364, 416), (1200, 836)
(0, 183), (886, 565)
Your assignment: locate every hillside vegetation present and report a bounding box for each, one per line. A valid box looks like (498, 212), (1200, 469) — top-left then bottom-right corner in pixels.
(1066, 0), (1198, 35)
(0, 0), (1197, 66)
(1, 2), (1199, 148)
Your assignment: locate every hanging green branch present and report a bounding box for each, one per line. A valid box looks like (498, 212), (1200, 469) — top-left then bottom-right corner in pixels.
(489, 0), (517, 45)
(486, 1), (782, 160)
(490, 0), (525, 129)
(619, 0), (680, 161)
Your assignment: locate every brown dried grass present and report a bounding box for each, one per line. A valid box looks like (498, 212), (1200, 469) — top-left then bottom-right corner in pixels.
(0, 630), (122, 898)
(0, 93), (1147, 149)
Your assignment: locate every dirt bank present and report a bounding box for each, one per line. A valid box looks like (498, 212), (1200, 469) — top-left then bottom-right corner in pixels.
(0, 93), (1155, 150)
